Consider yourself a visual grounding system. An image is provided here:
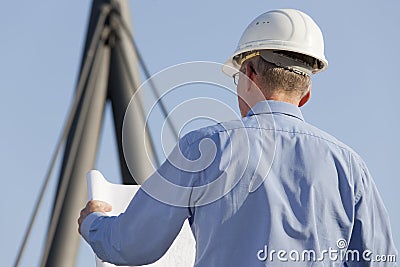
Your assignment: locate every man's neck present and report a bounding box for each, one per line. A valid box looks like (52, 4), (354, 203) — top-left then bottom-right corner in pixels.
(263, 92), (300, 106)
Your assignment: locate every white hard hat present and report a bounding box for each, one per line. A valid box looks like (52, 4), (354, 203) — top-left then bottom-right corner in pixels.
(222, 9), (328, 77)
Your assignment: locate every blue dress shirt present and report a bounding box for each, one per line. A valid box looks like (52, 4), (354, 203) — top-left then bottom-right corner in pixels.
(81, 100), (397, 266)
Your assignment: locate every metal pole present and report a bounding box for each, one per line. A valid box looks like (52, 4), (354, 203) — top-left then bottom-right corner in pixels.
(42, 42), (110, 267)
(41, 1), (111, 266)
(41, 0), (156, 266)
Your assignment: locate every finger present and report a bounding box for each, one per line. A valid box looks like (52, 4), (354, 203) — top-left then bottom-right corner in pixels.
(80, 208), (86, 217)
(77, 220), (82, 234)
(104, 202), (112, 212)
(78, 211), (86, 225)
(97, 200), (112, 211)
(88, 200), (113, 213)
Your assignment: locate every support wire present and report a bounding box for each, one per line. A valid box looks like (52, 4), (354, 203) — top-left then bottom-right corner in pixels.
(113, 13), (179, 140)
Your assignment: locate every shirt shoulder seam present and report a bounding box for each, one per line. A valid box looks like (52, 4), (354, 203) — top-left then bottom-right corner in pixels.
(186, 125), (356, 155)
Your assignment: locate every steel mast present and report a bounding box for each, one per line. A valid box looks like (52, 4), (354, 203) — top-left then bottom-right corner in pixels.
(40, 1), (154, 266)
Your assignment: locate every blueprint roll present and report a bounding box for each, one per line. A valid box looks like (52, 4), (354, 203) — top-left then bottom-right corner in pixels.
(85, 170), (196, 267)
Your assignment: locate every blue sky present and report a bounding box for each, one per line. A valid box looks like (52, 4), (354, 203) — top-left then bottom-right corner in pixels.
(1, 0), (399, 266)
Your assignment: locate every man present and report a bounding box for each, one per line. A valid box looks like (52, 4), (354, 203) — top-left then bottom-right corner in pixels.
(78, 9), (397, 266)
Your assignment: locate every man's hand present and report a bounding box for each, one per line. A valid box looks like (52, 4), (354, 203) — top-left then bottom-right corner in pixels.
(78, 200), (112, 234)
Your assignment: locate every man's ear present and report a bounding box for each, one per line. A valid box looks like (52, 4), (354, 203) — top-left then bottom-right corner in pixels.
(244, 62), (258, 91)
(298, 88), (311, 107)
(245, 62), (257, 81)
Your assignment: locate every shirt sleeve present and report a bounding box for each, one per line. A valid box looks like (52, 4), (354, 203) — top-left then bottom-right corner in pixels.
(345, 157), (398, 266)
(81, 138), (197, 266)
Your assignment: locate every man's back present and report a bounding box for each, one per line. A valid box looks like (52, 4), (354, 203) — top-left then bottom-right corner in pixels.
(80, 100), (397, 266)
(189, 100), (397, 266)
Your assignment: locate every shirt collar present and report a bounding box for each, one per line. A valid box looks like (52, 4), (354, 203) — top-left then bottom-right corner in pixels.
(246, 100), (305, 121)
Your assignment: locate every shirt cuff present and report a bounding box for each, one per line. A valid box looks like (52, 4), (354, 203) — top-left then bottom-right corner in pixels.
(80, 212), (105, 243)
